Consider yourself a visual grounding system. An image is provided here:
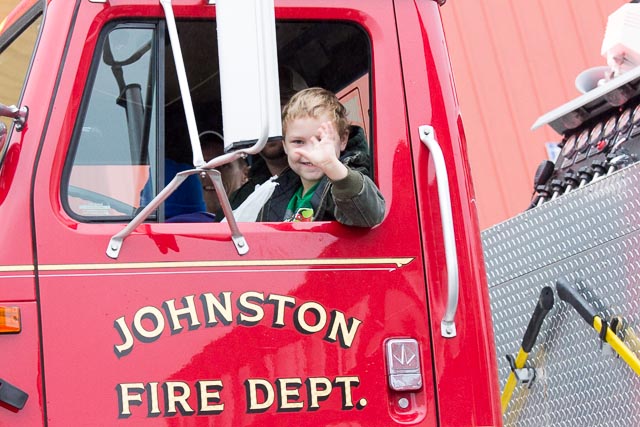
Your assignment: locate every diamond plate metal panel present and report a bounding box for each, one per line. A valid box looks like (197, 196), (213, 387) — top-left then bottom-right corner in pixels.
(483, 164), (640, 427)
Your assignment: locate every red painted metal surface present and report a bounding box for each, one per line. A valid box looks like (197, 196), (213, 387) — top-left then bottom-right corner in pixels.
(395, 2), (501, 426)
(0, 0), (44, 302)
(0, 303), (43, 424)
(0, 0), (500, 425)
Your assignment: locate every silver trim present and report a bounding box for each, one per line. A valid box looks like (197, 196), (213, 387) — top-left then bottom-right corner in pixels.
(0, 104), (28, 131)
(106, 169), (248, 259)
(419, 125), (458, 338)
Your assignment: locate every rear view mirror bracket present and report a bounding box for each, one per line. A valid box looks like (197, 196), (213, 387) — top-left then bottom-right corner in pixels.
(0, 103), (28, 131)
(106, 165), (248, 259)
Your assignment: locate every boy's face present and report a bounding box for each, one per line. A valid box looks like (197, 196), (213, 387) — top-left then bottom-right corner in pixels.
(283, 113), (347, 191)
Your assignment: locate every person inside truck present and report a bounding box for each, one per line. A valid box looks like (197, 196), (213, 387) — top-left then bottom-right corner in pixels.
(251, 87), (385, 226)
(199, 129), (249, 214)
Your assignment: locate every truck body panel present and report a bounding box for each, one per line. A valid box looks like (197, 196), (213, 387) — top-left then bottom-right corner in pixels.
(0, 0), (501, 425)
(485, 162), (640, 426)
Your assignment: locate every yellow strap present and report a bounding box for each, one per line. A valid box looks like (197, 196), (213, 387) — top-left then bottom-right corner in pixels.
(500, 348), (529, 414)
(594, 316), (640, 377)
(502, 316), (640, 416)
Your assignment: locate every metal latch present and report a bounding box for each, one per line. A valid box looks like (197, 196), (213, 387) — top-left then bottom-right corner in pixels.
(385, 338), (423, 391)
(505, 354), (536, 388)
(0, 378), (28, 410)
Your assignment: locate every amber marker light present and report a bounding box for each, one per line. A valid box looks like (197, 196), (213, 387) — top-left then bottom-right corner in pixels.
(0, 306), (21, 333)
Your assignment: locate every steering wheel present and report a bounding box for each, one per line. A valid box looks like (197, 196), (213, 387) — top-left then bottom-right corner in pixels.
(68, 185), (136, 216)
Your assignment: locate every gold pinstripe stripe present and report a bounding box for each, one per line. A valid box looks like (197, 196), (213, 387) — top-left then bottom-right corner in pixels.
(0, 265), (34, 272)
(0, 257), (414, 273)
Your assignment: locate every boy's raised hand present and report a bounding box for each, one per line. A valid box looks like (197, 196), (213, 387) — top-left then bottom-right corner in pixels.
(293, 121), (348, 181)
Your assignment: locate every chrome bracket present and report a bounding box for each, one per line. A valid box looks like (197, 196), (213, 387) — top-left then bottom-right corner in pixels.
(106, 168), (249, 259)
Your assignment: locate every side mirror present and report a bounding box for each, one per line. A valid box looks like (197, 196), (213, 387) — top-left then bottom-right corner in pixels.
(216, 0), (282, 153)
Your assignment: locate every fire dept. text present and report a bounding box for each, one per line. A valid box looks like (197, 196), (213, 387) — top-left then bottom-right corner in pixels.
(117, 376), (365, 418)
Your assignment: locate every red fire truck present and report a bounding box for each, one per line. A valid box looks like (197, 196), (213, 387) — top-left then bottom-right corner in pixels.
(0, 0), (501, 425)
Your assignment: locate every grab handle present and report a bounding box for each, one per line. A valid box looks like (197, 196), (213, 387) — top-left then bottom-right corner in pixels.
(419, 125), (458, 338)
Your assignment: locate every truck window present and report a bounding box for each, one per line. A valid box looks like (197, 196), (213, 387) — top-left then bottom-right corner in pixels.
(0, 1), (42, 165)
(63, 19), (371, 222)
(64, 24), (157, 219)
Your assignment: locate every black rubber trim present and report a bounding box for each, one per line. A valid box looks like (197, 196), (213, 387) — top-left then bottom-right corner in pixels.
(556, 278), (598, 325)
(0, 0), (43, 51)
(521, 286), (554, 353)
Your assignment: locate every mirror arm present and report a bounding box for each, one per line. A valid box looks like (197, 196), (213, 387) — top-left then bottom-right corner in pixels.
(107, 171), (188, 259)
(0, 123), (7, 147)
(205, 170), (249, 255)
(160, 0), (205, 167)
(106, 168), (249, 259)
(0, 104), (28, 131)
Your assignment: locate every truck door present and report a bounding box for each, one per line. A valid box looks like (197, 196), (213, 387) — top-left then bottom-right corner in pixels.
(31, 1), (441, 425)
(0, 1), (45, 425)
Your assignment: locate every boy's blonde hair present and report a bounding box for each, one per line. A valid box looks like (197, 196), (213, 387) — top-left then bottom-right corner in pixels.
(282, 87), (350, 138)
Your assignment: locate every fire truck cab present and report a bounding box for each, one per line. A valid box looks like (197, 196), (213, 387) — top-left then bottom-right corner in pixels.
(0, 0), (501, 425)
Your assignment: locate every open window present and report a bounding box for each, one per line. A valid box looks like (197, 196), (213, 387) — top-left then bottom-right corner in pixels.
(63, 17), (372, 223)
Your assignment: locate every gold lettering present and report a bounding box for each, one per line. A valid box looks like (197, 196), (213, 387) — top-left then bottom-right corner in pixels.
(114, 292), (363, 358)
(245, 378), (274, 413)
(201, 292), (233, 325)
(117, 382), (144, 418)
(163, 295), (201, 332)
(146, 382), (161, 416)
(133, 306), (165, 342)
(266, 294), (296, 327)
(276, 378), (303, 411)
(237, 292), (265, 325)
(307, 377), (332, 410)
(197, 380), (224, 414)
(325, 311), (362, 349)
(113, 317), (134, 357)
(334, 376), (360, 409)
(294, 302), (327, 334)
(164, 381), (194, 415)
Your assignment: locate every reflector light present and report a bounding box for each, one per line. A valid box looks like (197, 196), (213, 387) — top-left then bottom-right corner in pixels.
(0, 306), (21, 333)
